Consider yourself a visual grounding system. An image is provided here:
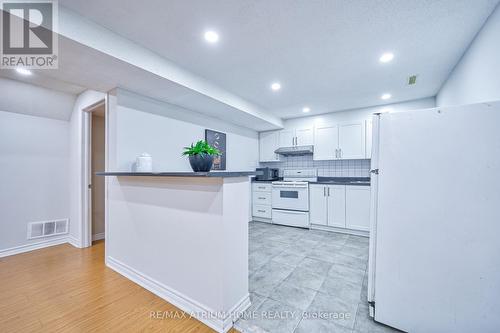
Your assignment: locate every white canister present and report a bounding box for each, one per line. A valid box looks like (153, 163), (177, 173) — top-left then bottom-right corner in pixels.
(136, 153), (152, 172)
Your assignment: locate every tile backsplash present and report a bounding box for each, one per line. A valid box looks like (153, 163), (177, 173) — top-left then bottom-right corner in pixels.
(260, 155), (371, 178)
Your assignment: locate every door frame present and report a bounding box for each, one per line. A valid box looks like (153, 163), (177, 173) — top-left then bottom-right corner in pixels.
(81, 97), (108, 248)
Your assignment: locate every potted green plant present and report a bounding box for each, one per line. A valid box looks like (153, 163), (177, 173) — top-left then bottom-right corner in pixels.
(182, 140), (221, 172)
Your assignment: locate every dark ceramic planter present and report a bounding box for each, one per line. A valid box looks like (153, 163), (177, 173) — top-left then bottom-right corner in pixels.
(188, 154), (214, 172)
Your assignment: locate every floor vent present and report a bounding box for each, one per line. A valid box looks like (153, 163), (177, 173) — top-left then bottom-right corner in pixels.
(28, 219), (69, 239)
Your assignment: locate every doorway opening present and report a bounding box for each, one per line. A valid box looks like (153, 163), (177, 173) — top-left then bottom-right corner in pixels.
(83, 100), (107, 247)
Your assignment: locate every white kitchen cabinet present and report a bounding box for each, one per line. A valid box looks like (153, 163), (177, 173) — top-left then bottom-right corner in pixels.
(252, 182), (272, 222)
(310, 184), (370, 233)
(327, 185), (346, 228)
(345, 185), (371, 231)
(313, 121), (366, 160)
(309, 184), (328, 225)
(313, 124), (339, 160)
(279, 129), (296, 147)
(279, 127), (313, 147)
(259, 131), (280, 162)
(338, 122), (366, 159)
(309, 184), (346, 228)
(365, 119), (373, 159)
(296, 127), (314, 146)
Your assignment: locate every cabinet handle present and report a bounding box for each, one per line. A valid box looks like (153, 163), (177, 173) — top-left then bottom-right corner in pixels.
(328, 187), (330, 196)
(257, 210), (266, 213)
(339, 149), (342, 158)
(335, 149), (338, 158)
(323, 187), (326, 196)
(258, 187), (266, 189)
(258, 197), (266, 200)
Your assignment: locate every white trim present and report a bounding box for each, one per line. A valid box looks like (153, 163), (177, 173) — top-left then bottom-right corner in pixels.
(68, 235), (83, 248)
(82, 98), (107, 249)
(251, 217), (273, 223)
(0, 236), (68, 258)
(223, 294), (251, 332)
(310, 224), (369, 237)
(92, 232), (105, 241)
(106, 256), (246, 333)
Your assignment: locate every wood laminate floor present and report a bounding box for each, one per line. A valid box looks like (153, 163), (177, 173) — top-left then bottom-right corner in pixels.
(0, 241), (238, 333)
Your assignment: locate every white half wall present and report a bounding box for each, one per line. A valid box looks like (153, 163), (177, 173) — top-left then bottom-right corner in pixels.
(0, 111), (69, 251)
(437, 3), (500, 106)
(108, 89), (259, 172)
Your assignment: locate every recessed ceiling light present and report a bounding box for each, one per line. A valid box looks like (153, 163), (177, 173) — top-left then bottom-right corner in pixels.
(302, 107), (311, 113)
(271, 82), (281, 91)
(379, 52), (394, 63)
(381, 93), (392, 100)
(204, 30), (219, 43)
(16, 68), (32, 75)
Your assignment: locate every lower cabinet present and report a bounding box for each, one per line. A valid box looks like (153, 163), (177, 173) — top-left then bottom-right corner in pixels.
(309, 184), (346, 227)
(310, 184), (370, 233)
(345, 185), (371, 231)
(252, 183), (272, 222)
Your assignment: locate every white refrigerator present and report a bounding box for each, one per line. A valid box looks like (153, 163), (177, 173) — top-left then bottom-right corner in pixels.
(367, 101), (500, 333)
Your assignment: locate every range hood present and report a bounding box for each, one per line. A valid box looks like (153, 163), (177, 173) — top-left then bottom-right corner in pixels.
(274, 145), (314, 156)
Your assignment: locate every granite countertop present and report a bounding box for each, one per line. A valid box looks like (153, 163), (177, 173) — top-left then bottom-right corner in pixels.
(311, 177), (371, 186)
(96, 171), (257, 177)
(252, 177), (370, 186)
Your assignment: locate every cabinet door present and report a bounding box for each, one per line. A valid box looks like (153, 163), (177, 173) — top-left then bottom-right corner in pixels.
(259, 131), (280, 162)
(327, 185), (346, 228)
(296, 127), (313, 146)
(309, 185), (328, 226)
(345, 185), (371, 231)
(314, 124), (339, 160)
(338, 122), (366, 159)
(365, 119), (373, 159)
(279, 129), (295, 147)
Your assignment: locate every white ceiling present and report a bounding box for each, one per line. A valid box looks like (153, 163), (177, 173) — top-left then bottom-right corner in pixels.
(59, 0), (499, 118)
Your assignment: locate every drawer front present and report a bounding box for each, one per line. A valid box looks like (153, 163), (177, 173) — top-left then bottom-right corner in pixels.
(252, 183), (272, 192)
(252, 204), (272, 218)
(272, 209), (309, 228)
(252, 191), (272, 205)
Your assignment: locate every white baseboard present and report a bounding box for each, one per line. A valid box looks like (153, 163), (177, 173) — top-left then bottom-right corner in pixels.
(310, 224), (370, 237)
(67, 235), (83, 248)
(0, 236), (69, 258)
(106, 256), (247, 333)
(92, 232), (105, 241)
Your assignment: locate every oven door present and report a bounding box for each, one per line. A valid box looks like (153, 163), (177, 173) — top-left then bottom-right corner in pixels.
(272, 184), (309, 211)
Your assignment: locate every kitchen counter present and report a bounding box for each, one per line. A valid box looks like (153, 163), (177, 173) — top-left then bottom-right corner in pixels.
(311, 177), (371, 186)
(97, 171), (256, 177)
(251, 177), (370, 186)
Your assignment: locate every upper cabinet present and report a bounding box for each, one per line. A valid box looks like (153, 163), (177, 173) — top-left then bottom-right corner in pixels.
(365, 119), (373, 159)
(313, 121), (366, 160)
(259, 130), (280, 162)
(314, 124), (339, 160)
(338, 122), (366, 159)
(295, 127), (314, 146)
(279, 127), (313, 147)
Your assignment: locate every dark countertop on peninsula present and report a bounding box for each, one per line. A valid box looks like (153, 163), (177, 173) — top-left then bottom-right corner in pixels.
(96, 171), (257, 177)
(252, 176), (370, 186)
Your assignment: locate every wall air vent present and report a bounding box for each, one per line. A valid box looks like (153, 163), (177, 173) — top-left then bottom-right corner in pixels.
(27, 219), (69, 239)
(408, 75), (418, 85)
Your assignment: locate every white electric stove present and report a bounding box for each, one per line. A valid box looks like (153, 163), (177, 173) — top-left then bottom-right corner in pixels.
(271, 169), (317, 228)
